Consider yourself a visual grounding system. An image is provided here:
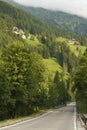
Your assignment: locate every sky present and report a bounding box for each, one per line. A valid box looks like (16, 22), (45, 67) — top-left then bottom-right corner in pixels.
(15, 0), (87, 18)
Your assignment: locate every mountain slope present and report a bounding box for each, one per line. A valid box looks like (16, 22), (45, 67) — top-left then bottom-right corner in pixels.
(18, 6), (87, 36)
(2, 0), (87, 36)
(0, 1), (74, 38)
(0, 1), (45, 34)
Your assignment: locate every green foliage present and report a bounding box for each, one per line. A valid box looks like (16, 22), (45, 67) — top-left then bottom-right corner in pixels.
(59, 43), (79, 73)
(40, 36), (78, 75)
(73, 49), (87, 113)
(0, 0), (83, 120)
(48, 71), (70, 106)
(0, 41), (48, 119)
(43, 58), (62, 78)
(25, 37), (50, 58)
(69, 45), (87, 57)
(0, 63), (11, 119)
(56, 37), (67, 42)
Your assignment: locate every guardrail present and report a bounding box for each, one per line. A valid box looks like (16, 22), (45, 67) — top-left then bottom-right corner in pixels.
(80, 114), (87, 130)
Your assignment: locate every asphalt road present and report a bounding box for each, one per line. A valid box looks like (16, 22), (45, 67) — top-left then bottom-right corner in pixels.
(0, 103), (76, 130)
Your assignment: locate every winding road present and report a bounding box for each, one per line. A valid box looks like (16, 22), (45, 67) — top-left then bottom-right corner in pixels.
(0, 103), (76, 130)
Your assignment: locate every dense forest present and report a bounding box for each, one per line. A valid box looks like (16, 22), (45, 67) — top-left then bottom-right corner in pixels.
(0, 1), (87, 120)
(73, 49), (87, 113)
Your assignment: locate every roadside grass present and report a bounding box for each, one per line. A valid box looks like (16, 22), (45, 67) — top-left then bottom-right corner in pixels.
(0, 108), (50, 128)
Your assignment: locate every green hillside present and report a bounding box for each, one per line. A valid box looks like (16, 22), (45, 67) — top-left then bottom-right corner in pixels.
(25, 36), (40, 46)
(0, 0), (86, 120)
(43, 58), (62, 74)
(0, 1), (46, 35)
(2, 0), (87, 45)
(0, 1), (56, 46)
(0, 1), (74, 39)
(69, 45), (87, 57)
(4, 0), (87, 45)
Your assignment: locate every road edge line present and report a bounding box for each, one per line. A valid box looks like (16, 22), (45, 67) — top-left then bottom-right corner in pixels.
(0, 111), (53, 130)
(74, 106), (77, 130)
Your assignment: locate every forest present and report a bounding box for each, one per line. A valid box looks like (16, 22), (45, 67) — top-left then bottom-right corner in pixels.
(0, 1), (87, 120)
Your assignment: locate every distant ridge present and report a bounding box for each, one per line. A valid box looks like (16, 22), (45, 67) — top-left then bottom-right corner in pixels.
(22, 7), (87, 36)
(0, 0), (73, 38)
(1, 0), (87, 36)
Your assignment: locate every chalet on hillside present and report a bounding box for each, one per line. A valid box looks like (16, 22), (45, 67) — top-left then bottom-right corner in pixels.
(68, 39), (80, 46)
(12, 27), (26, 39)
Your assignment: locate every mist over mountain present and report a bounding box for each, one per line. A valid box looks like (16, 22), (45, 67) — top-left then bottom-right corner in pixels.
(14, 0), (87, 18)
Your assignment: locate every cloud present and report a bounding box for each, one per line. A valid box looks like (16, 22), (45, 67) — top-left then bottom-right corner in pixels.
(14, 0), (87, 18)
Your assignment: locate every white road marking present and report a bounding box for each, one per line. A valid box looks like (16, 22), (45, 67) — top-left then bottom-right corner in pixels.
(74, 106), (77, 130)
(0, 111), (53, 130)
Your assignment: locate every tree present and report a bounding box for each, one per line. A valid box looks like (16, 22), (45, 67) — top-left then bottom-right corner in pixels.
(2, 41), (29, 117)
(0, 41), (48, 118)
(73, 49), (87, 113)
(0, 62), (11, 120)
(26, 52), (48, 111)
(53, 71), (70, 106)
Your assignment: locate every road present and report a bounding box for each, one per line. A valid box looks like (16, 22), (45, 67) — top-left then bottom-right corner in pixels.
(0, 103), (76, 130)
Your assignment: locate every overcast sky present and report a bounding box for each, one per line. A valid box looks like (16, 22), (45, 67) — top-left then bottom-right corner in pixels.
(15, 0), (87, 18)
